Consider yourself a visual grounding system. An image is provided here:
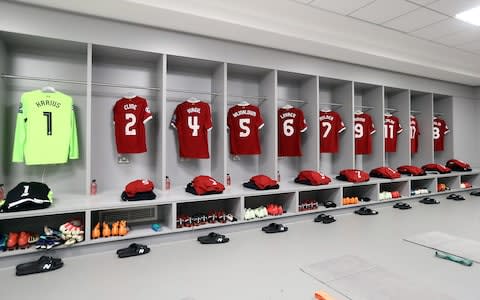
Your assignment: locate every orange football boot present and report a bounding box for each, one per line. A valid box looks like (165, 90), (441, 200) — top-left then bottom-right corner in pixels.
(102, 222), (111, 238)
(91, 222), (101, 239)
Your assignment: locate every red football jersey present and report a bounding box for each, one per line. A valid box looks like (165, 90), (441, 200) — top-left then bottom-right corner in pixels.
(171, 100), (212, 158)
(227, 104), (264, 155)
(433, 117), (449, 151)
(354, 113), (376, 155)
(113, 96), (152, 154)
(319, 110), (346, 153)
(278, 107), (307, 157)
(384, 115), (403, 152)
(410, 115), (420, 153)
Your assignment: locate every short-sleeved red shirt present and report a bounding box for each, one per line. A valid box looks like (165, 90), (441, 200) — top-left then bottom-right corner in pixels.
(278, 107), (307, 157)
(433, 117), (449, 152)
(319, 110), (346, 153)
(171, 101), (212, 158)
(113, 96), (152, 154)
(410, 115), (420, 153)
(227, 104), (264, 155)
(384, 115), (403, 153)
(354, 113), (376, 155)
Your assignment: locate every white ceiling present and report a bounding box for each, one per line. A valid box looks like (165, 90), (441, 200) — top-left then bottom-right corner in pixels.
(299, 0), (480, 55)
(8, 0), (480, 86)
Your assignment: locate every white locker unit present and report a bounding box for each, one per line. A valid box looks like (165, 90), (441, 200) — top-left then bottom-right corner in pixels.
(0, 8), (478, 264)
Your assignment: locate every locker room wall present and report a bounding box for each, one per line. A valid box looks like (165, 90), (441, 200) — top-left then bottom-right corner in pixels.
(0, 2), (475, 99)
(0, 39), (6, 185)
(452, 96), (480, 168)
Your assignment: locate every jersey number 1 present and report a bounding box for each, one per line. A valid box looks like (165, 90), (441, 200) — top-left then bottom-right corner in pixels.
(43, 112), (52, 136)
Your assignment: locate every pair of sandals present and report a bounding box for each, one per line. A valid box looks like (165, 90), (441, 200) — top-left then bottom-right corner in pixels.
(314, 214), (336, 224)
(262, 223), (288, 233)
(197, 232), (229, 244)
(354, 207), (378, 215)
(447, 194), (465, 201)
(116, 243), (150, 258)
(393, 202), (411, 210)
(470, 191), (480, 196)
(419, 197), (440, 205)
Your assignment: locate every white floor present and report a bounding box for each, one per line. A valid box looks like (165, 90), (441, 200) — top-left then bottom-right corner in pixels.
(2, 193), (480, 300)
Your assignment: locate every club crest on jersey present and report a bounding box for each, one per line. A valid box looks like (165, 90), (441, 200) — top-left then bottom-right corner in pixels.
(145, 107), (151, 113)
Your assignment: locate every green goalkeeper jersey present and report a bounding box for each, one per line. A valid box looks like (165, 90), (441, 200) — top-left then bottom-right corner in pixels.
(12, 90), (79, 165)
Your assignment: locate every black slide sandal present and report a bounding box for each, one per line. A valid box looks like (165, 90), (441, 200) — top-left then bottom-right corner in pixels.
(354, 207), (378, 215)
(470, 191), (480, 196)
(16, 256), (63, 276)
(117, 243), (150, 258)
(262, 223), (288, 233)
(447, 194), (465, 201)
(419, 198), (440, 204)
(393, 202), (411, 210)
(197, 232), (229, 244)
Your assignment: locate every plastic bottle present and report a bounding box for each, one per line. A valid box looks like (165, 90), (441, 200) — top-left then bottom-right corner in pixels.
(90, 179), (97, 196)
(165, 176), (171, 191)
(226, 173), (231, 186)
(0, 184), (5, 200)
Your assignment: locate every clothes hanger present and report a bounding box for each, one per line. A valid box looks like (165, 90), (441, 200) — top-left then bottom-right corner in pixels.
(187, 96), (200, 103)
(125, 92), (137, 99)
(41, 86), (56, 93)
(282, 104), (293, 109)
(237, 100), (250, 106)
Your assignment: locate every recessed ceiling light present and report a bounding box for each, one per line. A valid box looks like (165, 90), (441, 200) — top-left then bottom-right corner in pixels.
(456, 6), (480, 26)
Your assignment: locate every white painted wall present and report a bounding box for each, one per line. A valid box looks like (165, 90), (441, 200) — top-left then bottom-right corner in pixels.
(453, 96), (480, 168)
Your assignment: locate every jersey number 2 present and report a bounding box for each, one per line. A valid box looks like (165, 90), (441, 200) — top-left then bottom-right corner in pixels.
(125, 113), (137, 136)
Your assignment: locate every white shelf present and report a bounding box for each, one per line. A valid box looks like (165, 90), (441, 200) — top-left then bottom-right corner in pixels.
(87, 224), (172, 245)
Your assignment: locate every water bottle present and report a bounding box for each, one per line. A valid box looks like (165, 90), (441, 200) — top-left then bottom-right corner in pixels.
(226, 173), (231, 186)
(165, 176), (171, 191)
(90, 179), (97, 196)
(0, 184), (5, 200)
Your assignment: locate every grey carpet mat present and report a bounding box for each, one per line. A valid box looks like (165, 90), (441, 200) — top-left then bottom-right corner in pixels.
(404, 231), (480, 263)
(301, 255), (453, 300)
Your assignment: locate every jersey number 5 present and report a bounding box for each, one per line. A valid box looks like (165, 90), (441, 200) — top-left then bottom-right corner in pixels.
(239, 118), (251, 137)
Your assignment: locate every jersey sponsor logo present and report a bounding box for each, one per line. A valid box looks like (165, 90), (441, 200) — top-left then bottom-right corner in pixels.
(123, 103), (138, 110)
(279, 112), (296, 119)
(187, 107), (201, 114)
(232, 109), (256, 118)
(35, 99), (61, 109)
